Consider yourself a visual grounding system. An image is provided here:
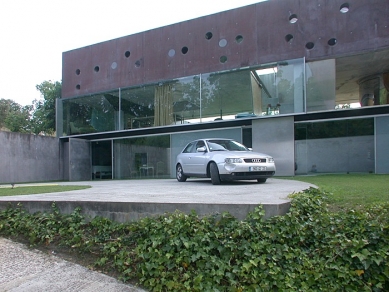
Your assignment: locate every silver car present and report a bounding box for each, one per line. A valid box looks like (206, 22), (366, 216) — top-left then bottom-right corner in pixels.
(176, 138), (276, 185)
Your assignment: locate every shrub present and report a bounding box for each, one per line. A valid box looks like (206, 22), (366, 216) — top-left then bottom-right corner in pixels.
(0, 188), (388, 291)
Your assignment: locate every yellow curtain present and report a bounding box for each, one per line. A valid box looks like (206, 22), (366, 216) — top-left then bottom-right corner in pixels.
(154, 84), (173, 126)
(383, 73), (389, 104)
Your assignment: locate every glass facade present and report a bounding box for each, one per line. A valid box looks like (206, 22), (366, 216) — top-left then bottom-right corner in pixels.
(59, 58), (306, 136)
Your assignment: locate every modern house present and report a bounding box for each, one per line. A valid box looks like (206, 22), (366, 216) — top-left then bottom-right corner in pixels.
(58, 0), (389, 181)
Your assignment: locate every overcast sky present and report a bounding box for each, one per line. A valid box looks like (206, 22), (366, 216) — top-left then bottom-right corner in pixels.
(0, 0), (266, 106)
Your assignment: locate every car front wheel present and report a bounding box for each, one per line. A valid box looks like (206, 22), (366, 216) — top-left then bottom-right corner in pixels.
(176, 164), (187, 182)
(210, 162), (221, 185)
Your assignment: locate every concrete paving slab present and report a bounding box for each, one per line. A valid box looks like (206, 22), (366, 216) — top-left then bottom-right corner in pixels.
(0, 178), (315, 221)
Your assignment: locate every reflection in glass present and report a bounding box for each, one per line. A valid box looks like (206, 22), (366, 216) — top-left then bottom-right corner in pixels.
(62, 92), (117, 136)
(113, 135), (170, 179)
(60, 58), (306, 136)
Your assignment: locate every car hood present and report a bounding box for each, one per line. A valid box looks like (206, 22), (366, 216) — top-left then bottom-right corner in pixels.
(214, 151), (270, 158)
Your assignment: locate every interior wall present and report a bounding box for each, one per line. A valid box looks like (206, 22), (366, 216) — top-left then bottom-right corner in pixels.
(252, 117), (295, 176)
(69, 138), (91, 181)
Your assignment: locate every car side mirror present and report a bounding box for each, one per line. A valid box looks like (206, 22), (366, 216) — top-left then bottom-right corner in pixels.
(197, 146), (207, 152)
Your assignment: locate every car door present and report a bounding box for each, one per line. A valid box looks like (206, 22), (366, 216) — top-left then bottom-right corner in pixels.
(190, 140), (208, 175)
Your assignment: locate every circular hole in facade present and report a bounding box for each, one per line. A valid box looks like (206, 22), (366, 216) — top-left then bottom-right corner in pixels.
(135, 60), (141, 67)
(181, 46), (189, 54)
(289, 14), (298, 23)
(168, 49), (175, 57)
(94, 66), (100, 72)
(76, 84), (81, 90)
(219, 39), (227, 47)
(125, 51), (131, 58)
(111, 62), (117, 69)
(340, 3), (349, 13)
(235, 35), (243, 44)
(305, 42), (315, 50)
(220, 56), (227, 63)
(205, 32), (213, 40)
(75, 69), (80, 75)
(328, 38), (337, 46)
(285, 34), (294, 42)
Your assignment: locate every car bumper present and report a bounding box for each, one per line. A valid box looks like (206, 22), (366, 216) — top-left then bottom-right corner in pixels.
(220, 171), (275, 181)
(218, 162), (276, 180)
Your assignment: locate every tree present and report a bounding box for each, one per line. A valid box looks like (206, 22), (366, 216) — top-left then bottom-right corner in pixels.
(3, 101), (32, 133)
(31, 80), (61, 135)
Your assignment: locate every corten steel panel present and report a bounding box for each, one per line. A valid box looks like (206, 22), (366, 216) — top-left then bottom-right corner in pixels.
(62, 0), (389, 98)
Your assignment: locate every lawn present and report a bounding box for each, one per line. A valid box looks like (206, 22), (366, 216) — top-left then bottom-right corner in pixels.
(283, 173), (389, 209)
(0, 185), (91, 196)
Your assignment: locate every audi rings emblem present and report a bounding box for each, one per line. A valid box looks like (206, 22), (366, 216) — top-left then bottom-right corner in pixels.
(252, 158), (262, 163)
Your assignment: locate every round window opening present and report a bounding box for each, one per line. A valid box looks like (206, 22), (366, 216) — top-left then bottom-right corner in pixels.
(168, 49), (175, 57)
(219, 39), (227, 47)
(305, 42), (315, 50)
(289, 14), (298, 23)
(205, 32), (213, 40)
(340, 3), (349, 13)
(328, 38), (337, 46)
(235, 35), (243, 44)
(285, 34), (294, 42)
(124, 51), (131, 58)
(181, 46), (189, 54)
(135, 60), (141, 68)
(94, 66), (100, 72)
(220, 56), (227, 63)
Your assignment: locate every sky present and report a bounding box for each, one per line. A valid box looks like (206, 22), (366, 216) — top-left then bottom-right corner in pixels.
(0, 0), (265, 106)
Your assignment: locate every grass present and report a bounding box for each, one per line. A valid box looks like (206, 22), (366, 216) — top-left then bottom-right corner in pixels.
(0, 185), (91, 197)
(283, 173), (389, 210)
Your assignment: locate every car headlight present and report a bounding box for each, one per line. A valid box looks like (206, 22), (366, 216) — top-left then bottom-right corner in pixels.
(225, 158), (243, 164)
(268, 157), (275, 163)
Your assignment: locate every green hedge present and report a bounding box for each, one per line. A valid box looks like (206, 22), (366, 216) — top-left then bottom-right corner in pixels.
(1, 188), (388, 291)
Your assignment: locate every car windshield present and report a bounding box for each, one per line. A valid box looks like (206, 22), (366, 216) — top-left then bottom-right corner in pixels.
(207, 140), (248, 152)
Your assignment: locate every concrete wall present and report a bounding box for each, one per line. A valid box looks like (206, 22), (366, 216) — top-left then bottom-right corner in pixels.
(295, 135), (375, 174)
(375, 116), (389, 174)
(252, 117), (295, 176)
(69, 138), (91, 181)
(0, 131), (61, 183)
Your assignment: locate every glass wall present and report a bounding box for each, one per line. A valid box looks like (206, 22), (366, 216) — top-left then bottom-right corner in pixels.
(113, 135), (171, 179)
(295, 118), (375, 174)
(62, 92), (118, 136)
(306, 59), (336, 112)
(60, 58), (305, 136)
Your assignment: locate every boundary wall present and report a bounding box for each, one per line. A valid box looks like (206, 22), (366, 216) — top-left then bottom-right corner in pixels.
(0, 131), (62, 184)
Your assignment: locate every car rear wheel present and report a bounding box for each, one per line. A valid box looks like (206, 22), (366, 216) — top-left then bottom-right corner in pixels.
(176, 164), (187, 182)
(257, 178), (267, 183)
(210, 162), (221, 185)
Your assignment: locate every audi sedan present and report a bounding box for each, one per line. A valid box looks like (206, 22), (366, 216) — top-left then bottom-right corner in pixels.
(176, 138), (276, 185)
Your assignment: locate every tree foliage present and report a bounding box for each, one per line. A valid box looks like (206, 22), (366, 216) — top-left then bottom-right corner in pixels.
(31, 80), (61, 135)
(0, 80), (61, 135)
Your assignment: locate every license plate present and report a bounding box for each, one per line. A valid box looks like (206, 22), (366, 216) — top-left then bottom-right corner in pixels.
(249, 166), (266, 171)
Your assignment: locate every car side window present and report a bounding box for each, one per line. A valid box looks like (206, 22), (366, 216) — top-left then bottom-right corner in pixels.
(183, 142), (195, 153)
(195, 141), (205, 151)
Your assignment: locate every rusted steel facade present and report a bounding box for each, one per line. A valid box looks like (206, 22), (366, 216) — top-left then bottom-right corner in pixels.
(62, 0), (389, 99)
